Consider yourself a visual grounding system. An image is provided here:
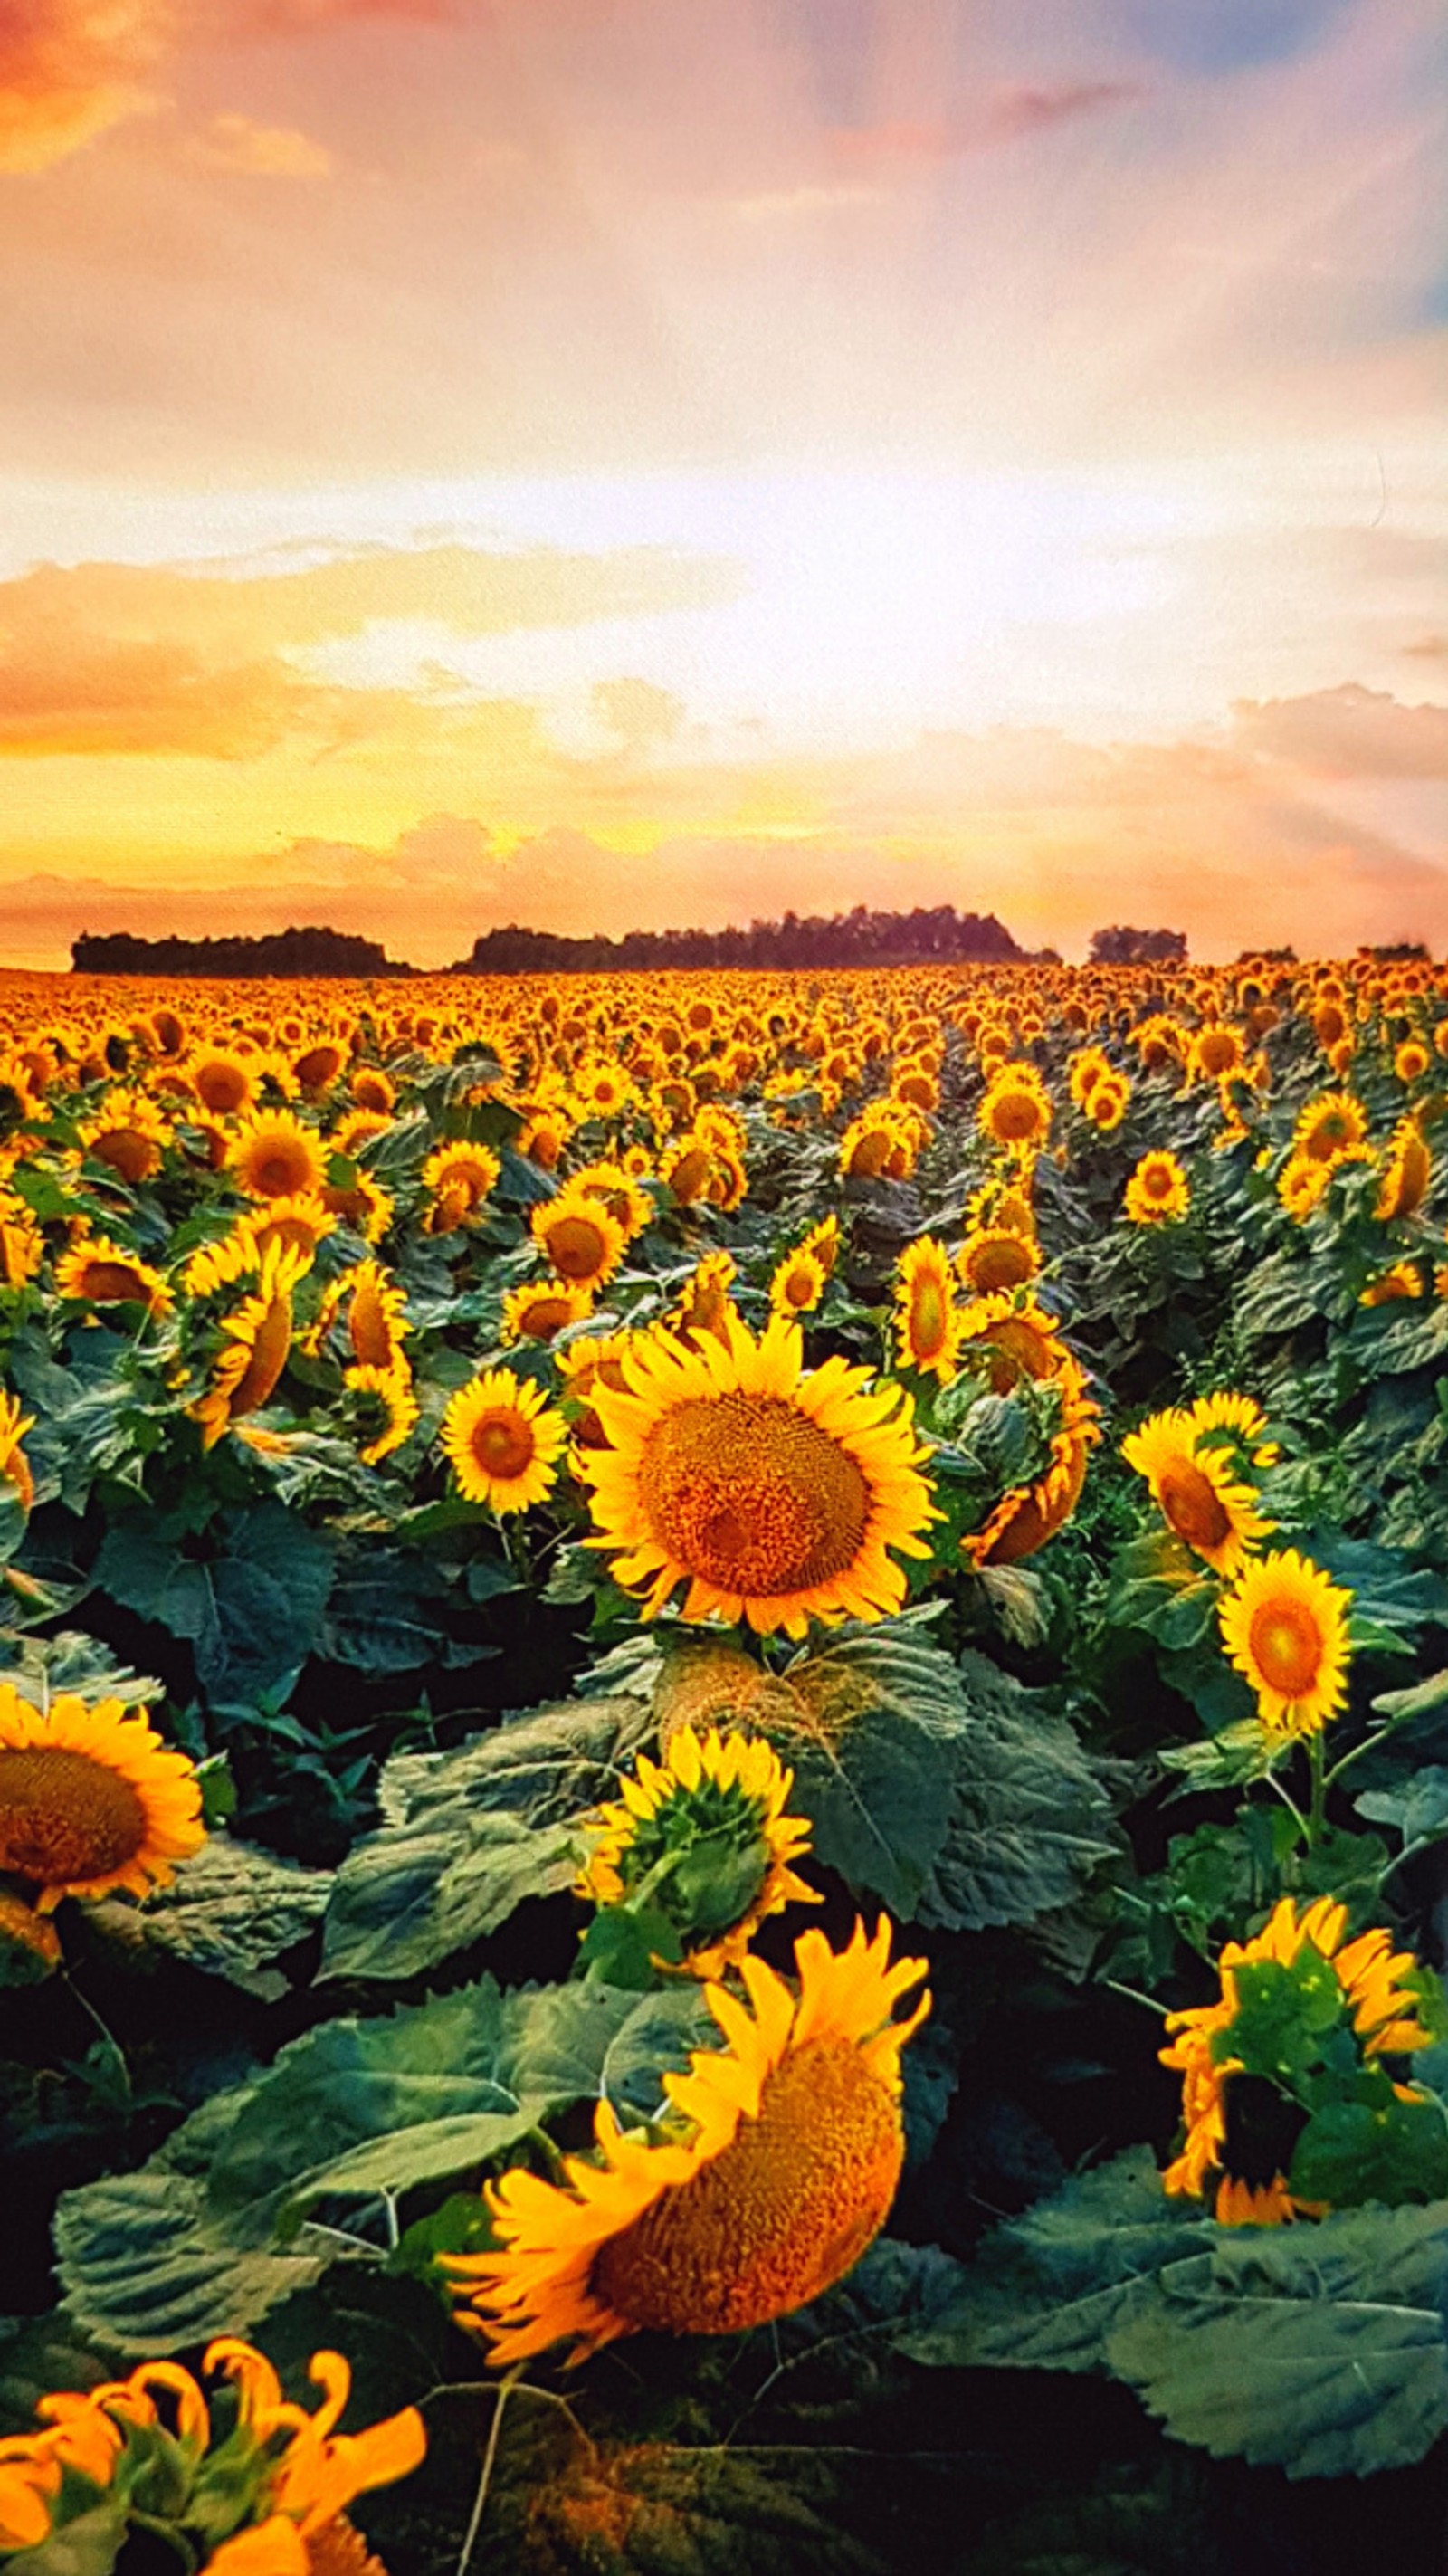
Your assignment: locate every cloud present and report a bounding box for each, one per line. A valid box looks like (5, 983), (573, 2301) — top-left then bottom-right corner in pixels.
(1230, 682), (1448, 778)
(828, 84), (1142, 166)
(1403, 634), (1448, 661)
(591, 677), (684, 753)
(188, 111), (333, 177)
(0, 0), (171, 173)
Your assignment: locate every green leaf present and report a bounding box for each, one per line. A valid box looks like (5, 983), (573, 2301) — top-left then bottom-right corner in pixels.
(1233, 1251), (1323, 1340)
(1105, 2201), (1448, 2476)
(1356, 1765), (1448, 1846)
(0, 1630), (162, 1712)
(576, 1903), (685, 1988)
(321, 1693), (655, 1979)
(89, 1836), (333, 1998)
(919, 1652), (1124, 1932)
(1289, 2091), (1448, 2208)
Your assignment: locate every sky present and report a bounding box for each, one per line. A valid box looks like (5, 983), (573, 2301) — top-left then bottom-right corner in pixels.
(0, 0), (1443, 969)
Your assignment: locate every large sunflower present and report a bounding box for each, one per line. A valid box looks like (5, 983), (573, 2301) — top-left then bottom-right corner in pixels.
(1120, 1407), (1273, 1576)
(956, 1226), (1040, 1296)
(449, 1917), (929, 2362)
(440, 1366), (568, 1512)
(979, 1063), (1051, 1151)
(892, 1237), (962, 1382)
(1218, 1547), (1352, 1736)
(576, 1723), (819, 1978)
(229, 1109), (327, 1203)
(1161, 1895), (1439, 2223)
(0, 1686), (205, 1912)
(582, 1312), (936, 1637)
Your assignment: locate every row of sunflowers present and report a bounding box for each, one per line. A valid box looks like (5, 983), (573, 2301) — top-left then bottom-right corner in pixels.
(1, 946), (1447, 2572)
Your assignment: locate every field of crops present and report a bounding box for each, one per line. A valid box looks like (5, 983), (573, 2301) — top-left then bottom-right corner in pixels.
(1, 953), (1446, 2575)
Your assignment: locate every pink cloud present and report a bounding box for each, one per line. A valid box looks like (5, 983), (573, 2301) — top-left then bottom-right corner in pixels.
(829, 83), (1141, 166)
(1231, 683), (1448, 778)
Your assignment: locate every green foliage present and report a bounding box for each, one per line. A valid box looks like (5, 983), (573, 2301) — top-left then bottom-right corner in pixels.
(89, 1835), (333, 1998)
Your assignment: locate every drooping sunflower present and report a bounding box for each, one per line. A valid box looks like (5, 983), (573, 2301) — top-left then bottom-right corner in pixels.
(228, 1108), (327, 1203)
(344, 1259), (410, 1372)
(440, 1366), (568, 1512)
(500, 1279), (595, 1345)
(1123, 1149), (1189, 1225)
(582, 1312), (935, 1638)
(576, 1724), (820, 1977)
(532, 1186), (628, 1292)
(53, 1231), (174, 1317)
(192, 1240), (310, 1450)
(448, 1917), (929, 2362)
(1160, 1895), (1440, 2224)
(1376, 1114), (1433, 1221)
(1361, 1260), (1425, 1306)
(0, 1686), (205, 1912)
(1120, 1407), (1274, 1576)
(1218, 1547), (1352, 1736)
(769, 1241), (828, 1317)
(960, 1360), (1100, 1569)
(892, 1236), (962, 1382)
(956, 1292), (1065, 1394)
(421, 1140), (501, 1231)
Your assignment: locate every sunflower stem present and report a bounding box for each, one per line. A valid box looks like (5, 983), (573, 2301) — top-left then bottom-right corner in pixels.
(454, 2365), (521, 2576)
(62, 1971), (131, 2104)
(1306, 1731), (1328, 1848)
(1101, 1977), (1169, 2019)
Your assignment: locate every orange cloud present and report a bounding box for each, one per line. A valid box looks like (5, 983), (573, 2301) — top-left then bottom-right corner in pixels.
(188, 111), (333, 177)
(0, 0), (170, 173)
(1231, 683), (1448, 778)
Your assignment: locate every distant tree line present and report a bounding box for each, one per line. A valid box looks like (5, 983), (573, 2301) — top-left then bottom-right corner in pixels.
(1088, 925), (1189, 966)
(72, 928), (412, 978)
(453, 903), (1030, 975)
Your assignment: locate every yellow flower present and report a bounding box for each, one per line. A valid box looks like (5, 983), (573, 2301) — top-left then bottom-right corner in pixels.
(1186, 1389), (1279, 1468)
(1292, 1090), (1369, 1165)
(1186, 1022), (1245, 1084)
(448, 1917), (929, 2362)
(1121, 1407), (1274, 1576)
(1218, 1547), (1352, 1736)
(956, 1292), (1065, 1393)
(581, 1312), (935, 1638)
(1360, 1260), (1424, 1306)
(421, 1140), (501, 1229)
(669, 1250), (739, 1351)
(440, 1366), (568, 1512)
(0, 1685), (205, 1912)
(770, 1242), (828, 1317)
(577, 1723), (820, 1977)
(0, 1388), (36, 1512)
(532, 1185), (628, 1291)
(229, 1109), (327, 1202)
(1376, 1115), (1432, 1221)
(192, 1240), (310, 1450)
(892, 1236), (962, 1382)
(343, 1362), (418, 1465)
(1123, 1150), (1188, 1225)
(53, 1231), (174, 1317)
(956, 1226), (1041, 1295)
(1277, 1149), (1331, 1221)
(979, 1063), (1051, 1151)
(344, 1259), (410, 1372)
(961, 1360), (1100, 1569)
(76, 1086), (172, 1185)
(187, 1049), (260, 1117)
(500, 1279), (595, 1344)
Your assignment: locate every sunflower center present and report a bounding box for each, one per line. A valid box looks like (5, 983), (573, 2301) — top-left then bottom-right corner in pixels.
(782, 1267), (814, 1310)
(92, 1129), (156, 1184)
(987, 1091), (1043, 1142)
(637, 1393), (871, 1598)
(963, 1236), (1034, 1293)
(0, 1748), (148, 1888)
(196, 1064), (251, 1114)
(1142, 1162), (1175, 1200)
(545, 1215), (609, 1281)
(1157, 1463), (1232, 1553)
(78, 1261), (151, 1303)
(303, 2516), (389, 2576)
(470, 1408), (537, 1482)
(252, 1148), (310, 1197)
(1248, 1601), (1322, 1700)
(592, 2038), (902, 2336)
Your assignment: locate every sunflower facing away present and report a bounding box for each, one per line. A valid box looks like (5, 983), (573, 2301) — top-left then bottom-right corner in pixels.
(1120, 1406), (1274, 1577)
(576, 1723), (819, 1977)
(440, 1365), (568, 1512)
(582, 1311), (936, 1637)
(448, 1916), (929, 2362)
(0, 1685), (205, 1912)
(1160, 1895), (1443, 2225)
(0, 1388), (37, 1513)
(1218, 1546), (1352, 1737)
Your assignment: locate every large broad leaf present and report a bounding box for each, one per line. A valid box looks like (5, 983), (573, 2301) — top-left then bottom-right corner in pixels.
(90, 1836), (334, 1999)
(55, 1976), (710, 2352)
(1106, 2202), (1448, 2477)
(1231, 1251), (1325, 1341)
(918, 1651), (1124, 1932)
(0, 1629), (160, 1712)
(93, 1503), (335, 1706)
(320, 1693), (655, 1979)
(895, 2147), (1205, 2375)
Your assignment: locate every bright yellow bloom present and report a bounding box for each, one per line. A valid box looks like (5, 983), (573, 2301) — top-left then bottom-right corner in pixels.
(1218, 1548), (1352, 1736)
(1123, 1150), (1188, 1225)
(1121, 1407), (1274, 1576)
(229, 1108), (327, 1202)
(0, 1684), (205, 1912)
(892, 1236), (962, 1381)
(531, 1185), (628, 1291)
(53, 1230), (173, 1316)
(191, 1240), (310, 1450)
(440, 1366), (567, 1512)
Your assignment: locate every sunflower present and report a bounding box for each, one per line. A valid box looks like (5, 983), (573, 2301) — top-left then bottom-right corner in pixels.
(250, 1191), (337, 1264)
(1276, 1150), (1331, 1221)
(1068, 1046), (1112, 1108)
(956, 1226), (1041, 1295)
(1376, 1115), (1432, 1221)
(892, 1237), (962, 1382)
(440, 1366), (568, 1512)
(956, 1292), (1065, 1394)
(343, 1362), (419, 1465)
(1292, 1090), (1368, 1165)
(1160, 1896), (1439, 2223)
(582, 1311), (935, 1638)
(192, 1240), (310, 1450)
(532, 1186), (628, 1292)
(1123, 1149), (1188, 1225)
(0, 1388), (35, 1512)
(0, 1686), (205, 1912)
(1186, 1389), (1279, 1469)
(320, 1171), (393, 1245)
(1395, 1037), (1431, 1083)
(229, 1108), (327, 1203)
(1360, 1261), (1424, 1306)
(344, 1259), (410, 1372)
(568, 1158), (654, 1242)
(799, 1211), (842, 1279)
(500, 1279), (595, 1344)
(576, 1724), (819, 1977)
(1218, 1548), (1352, 1736)
(76, 1086), (171, 1185)
(1121, 1407), (1274, 1575)
(960, 1362), (1100, 1569)
(293, 1039), (348, 1097)
(448, 1917), (929, 2362)
(670, 1250), (739, 1350)
(1186, 1023), (1245, 1084)
(183, 1221), (262, 1301)
(1083, 1074), (1129, 1131)
(0, 1196), (43, 1288)
(769, 1242), (827, 1317)
(421, 1140), (501, 1230)
(187, 1049), (260, 1118)
(53, 1231), (174, 1317)
(979, 1064), (1051, 1152)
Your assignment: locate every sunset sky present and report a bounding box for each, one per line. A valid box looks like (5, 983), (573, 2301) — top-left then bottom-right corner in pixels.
(1, 0), (1443, 968)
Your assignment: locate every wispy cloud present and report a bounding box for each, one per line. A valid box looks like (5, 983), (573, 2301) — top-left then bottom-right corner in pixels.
(187, 110), (334, 177)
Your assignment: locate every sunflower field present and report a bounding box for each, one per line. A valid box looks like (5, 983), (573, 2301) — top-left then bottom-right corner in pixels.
(2, 953), (1448, 2575)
